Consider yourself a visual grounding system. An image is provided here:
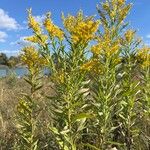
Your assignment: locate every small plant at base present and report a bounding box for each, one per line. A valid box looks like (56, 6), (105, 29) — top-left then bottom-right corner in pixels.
(15, 46), (44, 150)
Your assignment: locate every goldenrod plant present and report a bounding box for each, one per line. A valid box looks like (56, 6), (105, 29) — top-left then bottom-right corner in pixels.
(15, 46), (45, 150)
(25, 9), (100, 150)
(137, 46), (150, 149)
(79, 0), (134, 149)
(118, 31), (142, 150)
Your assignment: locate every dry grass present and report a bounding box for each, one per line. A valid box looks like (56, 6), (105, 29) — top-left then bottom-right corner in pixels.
(0, 76), (54, 149)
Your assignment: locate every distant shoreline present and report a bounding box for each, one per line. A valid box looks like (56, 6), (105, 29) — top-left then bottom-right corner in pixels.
(0, 64), (26, 69)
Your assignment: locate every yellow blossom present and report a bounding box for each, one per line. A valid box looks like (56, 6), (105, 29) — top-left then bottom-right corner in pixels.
(28, 9), (41, 34)
(43, 13), (64, 40)
(91, 43), (102, 55)
(112, 0), (125, 7)
(117, 0), (125, 6)
(124, 30), (135, 43)
(52, 70), (67, 84)
(102, 2), (110, 12)
(110, 10), (116, 19)
(137, 47), (150, 68)
(62, 11), (100, 44)
(91, 31), (120, 57)
(80, 59), (100, 73)
(118, 4), (132, 23)
(107, 41), (120, 57)
(21, 46), (47, 72)
(25, 34), (48, 45)
(57, 71), (65, 84)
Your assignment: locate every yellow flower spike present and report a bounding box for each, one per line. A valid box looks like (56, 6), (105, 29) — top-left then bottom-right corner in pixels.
(91, 43), (102, 55)
(117, 0), (125, 6)
(137, 47), (150, 68)
(118, 4), (132, 23)
(80, 59), (102, 74)
(28, 9), (42, 34)
(108, 42), (120, 56)
(52, 69), (67, 84)
(91, 30), (120, 57)
(110, 10), (116, 20)
(124, 30), (135, 43)
(25, 35), (48, 45)
(25, 36), (38, 43)
(102, 2), (110, 12)
(43, 13), (64, 40)
(111, 0), (118, 8)
(80, 59), (98, 72)
(21, 46), (46, 71)
(63, 11), (100, 45)
(112, 0), (125, 7)
(58, 71), (65, 84)
(105, 43), (120, 57)
(62, 14), (75, 32)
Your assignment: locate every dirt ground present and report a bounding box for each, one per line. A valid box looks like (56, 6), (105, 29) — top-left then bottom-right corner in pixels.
(0, 75), (54, 130)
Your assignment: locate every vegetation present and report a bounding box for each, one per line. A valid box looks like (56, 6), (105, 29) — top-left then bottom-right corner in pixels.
(0, 0), (150, 149)
(0, 53), (21, 68)
(0, 53), (8, 66)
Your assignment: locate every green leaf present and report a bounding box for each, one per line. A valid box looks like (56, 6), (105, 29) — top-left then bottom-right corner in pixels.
(77, 118), (86, 132)
(49, 126), (59, 135)
(107, 141), (124, 146)
(72, 113), (93, 122)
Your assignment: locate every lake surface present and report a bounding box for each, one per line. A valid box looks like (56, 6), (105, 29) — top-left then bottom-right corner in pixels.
(0, 67), (50, 78)
(0, 67), (28, 78)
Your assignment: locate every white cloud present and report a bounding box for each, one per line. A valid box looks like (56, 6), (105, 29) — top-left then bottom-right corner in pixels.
(146, 34), (150, 39)
(10, 36), (36, 46)
(34, 15), (45, 24)
(0, 49), (19, 54)
(0, 8), (20, 30)
(10, 36), (27, 45)
(19, 36), (32, 45)
(0, 31), (8, 42)
(23, 14), (45, 26)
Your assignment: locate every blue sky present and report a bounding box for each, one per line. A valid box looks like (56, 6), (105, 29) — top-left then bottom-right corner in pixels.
(0, 0), (150, 56)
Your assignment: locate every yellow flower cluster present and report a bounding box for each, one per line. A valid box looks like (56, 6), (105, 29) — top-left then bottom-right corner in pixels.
(52, 69), (67, 84)
(28, 10), (41, 34)
(21, 46), (47, 71)
(62, 11), (100, 44)
(43, 14), (64, 40)
(57, 71), (65, 84)
(110, 10), (116, 20)
(102, 0), (126, 22)
(25, 34), (48, 45)
(91, 43), (102, 55)
(117, 0), (125, 6)
(112, 0), (125, 7)
(120, 30), (135, 45)
(80, 59), (101, 74)
(109, 41), (120, 56)
(118, 4), (132, 23)
(102, 2), (109, 12)
(124, 30), (135, 43)
(91, 31), (120, 57)
(102, 0), (131, 24)
(137, 47), (150, 68)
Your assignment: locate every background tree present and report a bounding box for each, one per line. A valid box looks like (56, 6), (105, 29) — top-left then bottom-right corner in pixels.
(0, 53), (8, 65)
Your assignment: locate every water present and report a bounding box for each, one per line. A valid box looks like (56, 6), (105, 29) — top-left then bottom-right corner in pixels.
(0, 67), (28, 78)
(0, 67), (50, 78)
(13, 67), (28, 77)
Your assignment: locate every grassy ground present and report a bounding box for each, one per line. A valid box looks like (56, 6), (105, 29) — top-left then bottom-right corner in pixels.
(0, 75), (55, 149)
